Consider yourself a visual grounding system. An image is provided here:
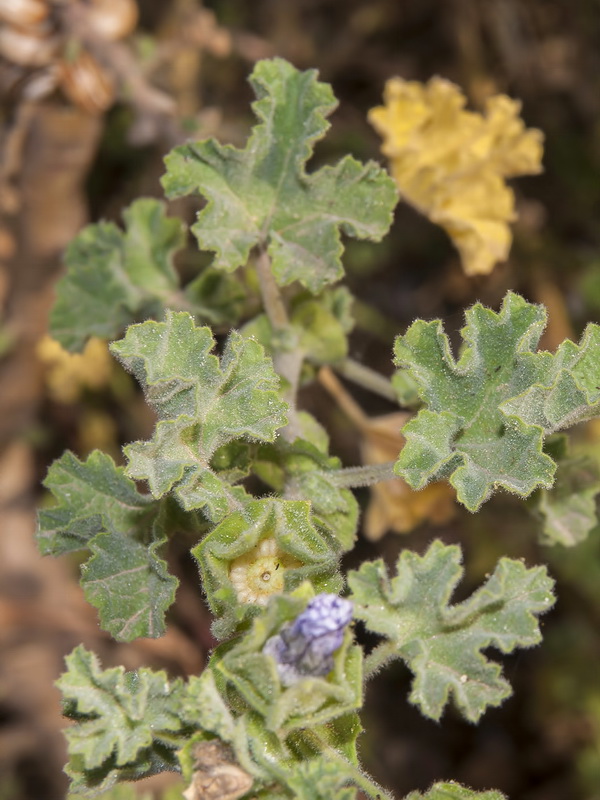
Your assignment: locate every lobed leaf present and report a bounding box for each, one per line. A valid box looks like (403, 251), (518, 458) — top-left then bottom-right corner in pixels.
(162, 58), (397, 293)
(531, 435), (600, 547)
(51, 199), (185, 351)
(38, 451), (177, 641)
(404, 783), (506, 800)
(394, 292), (600, 511)
(58, 647), (188, 794)
(111, 310), (288, 521)
(348, 540), (555, 722)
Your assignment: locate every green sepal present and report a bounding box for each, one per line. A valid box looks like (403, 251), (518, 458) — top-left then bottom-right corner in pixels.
(404, 783), (506, 800)
(110, 310), (288, 521)
(57, 646), (190, 795)
(254, 437), (359, 553)
(531, 434), (600, 546)
(193, 498), (342, 639)
(212, 585), (362, 734)
(37, 451), (178, 641)
(162, 58), (397, 293)
(50, 199), (185, 351)
(348, 540), (555, 722)
(394, 292), (566, 511)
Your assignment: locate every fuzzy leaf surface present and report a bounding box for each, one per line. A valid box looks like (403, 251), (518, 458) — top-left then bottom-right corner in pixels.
(348, 540), (555, 721)
(162, 58), (397, 293)
(111, 311), (287, 521)
(51, 199), (185, 351)
(393, 292), (600, 511)
(38, 451), (177, 641)
(404, 783), (506, 800)
(532, 436), (600, 546)
(58, 647), (187, 793)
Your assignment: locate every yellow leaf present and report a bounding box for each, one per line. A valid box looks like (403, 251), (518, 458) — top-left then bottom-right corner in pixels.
(37, 335), (113, 404)
(369, 77), (543, 275)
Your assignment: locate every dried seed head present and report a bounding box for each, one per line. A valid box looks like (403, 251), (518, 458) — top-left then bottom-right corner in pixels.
(183, 740), (253, 800)
(228, 536), (301, 605)
(58, 50), (114, 114)
(0, 0), (50, 28)
(83, 0), (138, 40)
(0, 21), (59, 67)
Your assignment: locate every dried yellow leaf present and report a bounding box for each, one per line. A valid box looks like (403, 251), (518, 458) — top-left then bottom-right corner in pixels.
(369, 77), (543, 275)
(37, 335), (113, 404)
(359, 411), (456, 541)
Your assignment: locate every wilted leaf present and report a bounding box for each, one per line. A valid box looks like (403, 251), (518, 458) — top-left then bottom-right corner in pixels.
(348, 540), (555, 721)
(37, 336), (114, 403)
(163, 58), (397, 293)
(369, 76), (543, 276)
(111, 311), (288, 521)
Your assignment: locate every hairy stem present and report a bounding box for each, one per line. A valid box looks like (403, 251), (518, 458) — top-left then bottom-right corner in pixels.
(306, 730), (395, 800)
(336, 357), (398, 403)
(326, 461), (397, 488)
(364, 641), (398, 679)
(255, 248), (303, 441)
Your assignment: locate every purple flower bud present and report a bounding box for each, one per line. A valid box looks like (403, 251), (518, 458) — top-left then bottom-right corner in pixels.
(263, 594), (353, 687)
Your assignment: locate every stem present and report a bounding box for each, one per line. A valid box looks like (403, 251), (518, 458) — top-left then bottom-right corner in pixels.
(306, 730), (395, 800)
(255, 248), (290, 329)
(254, 248), (303, 441)
(335, 358), (398, 403)
(326, 461), (397, 489)
(364, 641), (398, 679)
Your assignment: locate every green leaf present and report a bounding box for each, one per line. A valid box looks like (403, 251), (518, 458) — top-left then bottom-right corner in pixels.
(348, 540), (555, 722)
(282, 758), (357, 800)
(51, 199), (186, 351)
(290, 289), (353, 364)
(193, 498), (343, 638)
(162, 58), (397, 293)
(532, 435), (600, 547)
(38, 451), (177, 641)
(404, 783), (506, 800)
(501, 323), (600, 430)
(110, 310), (288, 521)
(395, 291), (576, 511)
(58, 646), (188, 794)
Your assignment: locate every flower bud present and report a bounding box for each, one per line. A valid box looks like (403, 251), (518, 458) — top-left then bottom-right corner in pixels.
(263, 593), (353, 686)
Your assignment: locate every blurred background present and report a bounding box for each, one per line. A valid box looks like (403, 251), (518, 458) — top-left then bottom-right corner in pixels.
(1, 1), (600, 798)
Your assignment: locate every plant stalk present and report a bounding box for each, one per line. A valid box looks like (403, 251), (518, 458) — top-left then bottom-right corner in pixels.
(336, 357), (398, 403)
(254, 248), (303, 441)
(326, 461), (398, 488)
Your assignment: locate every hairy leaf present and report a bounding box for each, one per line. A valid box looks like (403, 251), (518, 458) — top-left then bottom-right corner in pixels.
(51, 199), (186, 351)
(38, 451), (177, 641)
(111, 311), (288, 521)
(404, 783), (506, 800)
(394, 292), (600, 511)
(162, 58), (397, 293)
(348, 540), (555, 721)
(58, 647), (188, 794)
(532, 436), (600, 546)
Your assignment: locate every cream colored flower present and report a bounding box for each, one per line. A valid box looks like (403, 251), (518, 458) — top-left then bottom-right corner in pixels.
(369, 77), (543, 276)
(229, 537), (300, 606)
